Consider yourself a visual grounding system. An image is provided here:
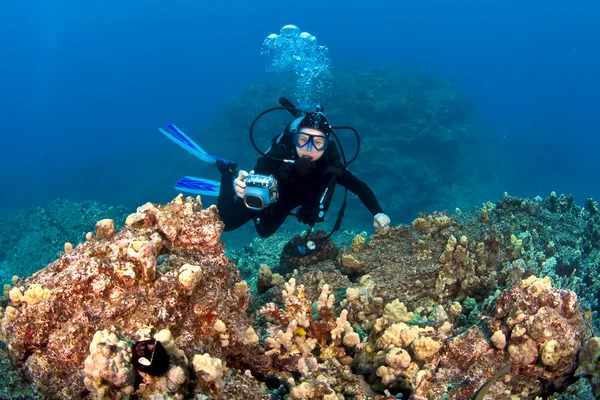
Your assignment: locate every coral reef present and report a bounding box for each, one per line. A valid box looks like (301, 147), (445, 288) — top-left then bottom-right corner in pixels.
(0, 195), (267, 399)
(0, 190), (599, 399)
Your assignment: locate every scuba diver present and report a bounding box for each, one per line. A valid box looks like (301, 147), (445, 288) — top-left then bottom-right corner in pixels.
(160, 98), (390, 256)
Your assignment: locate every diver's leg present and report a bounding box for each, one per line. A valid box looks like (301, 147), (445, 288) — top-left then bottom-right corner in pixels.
(254, 211), (289, 238)
(215, 160), (255, 231)
(216, 160), (237, 211)
(222, 203), (255, 231)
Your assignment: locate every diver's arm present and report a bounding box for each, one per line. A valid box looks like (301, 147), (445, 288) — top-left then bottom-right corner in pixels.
(253, 157), (280, 175)
(337, 169), (384, 216)
(252, 143), (287, 175)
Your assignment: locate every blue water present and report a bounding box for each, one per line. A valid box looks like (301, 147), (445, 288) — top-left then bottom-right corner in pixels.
(1, 0), (598, 211)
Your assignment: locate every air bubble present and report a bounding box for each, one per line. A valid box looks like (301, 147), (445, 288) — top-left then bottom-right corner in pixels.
(261, 25), (332, 110)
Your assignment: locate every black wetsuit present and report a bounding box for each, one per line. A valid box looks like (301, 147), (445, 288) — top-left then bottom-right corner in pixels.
(217, 137), (383, 238)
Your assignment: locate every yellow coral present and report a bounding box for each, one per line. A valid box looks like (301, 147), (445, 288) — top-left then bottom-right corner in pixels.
(95, 219), (115, 239)
(192, 353), (225, 390)
(541, 340), (561, 366)
(386, 347), (411, 370)
(154, 329), (188, 364)
(575, 337), (600, 376)
(3, 306), (20, 322)
(383, 299), (415, 324)
(243, 327), (259, 345)
(439, 235), (457, 265)
(345, 287), (360, 302)
(508, 338), (538, 365)
(411, 336), (441, 361)
(378, 322), (421, 348)
(351, 234), (366, 253)
(8, 287), (23, 305)
(520, 275), (552, 295)
(340, 254), (362, 270)
(291, 382), (314, 399)
(491, 330), (506, 350)
(411, 214), (453, 234)
(178, 264), (202, 291)
(480, 209), (489, 223)
(213, 319), (227, 333)
(24, 284), (51, 305)
(414, 240), (433, 262)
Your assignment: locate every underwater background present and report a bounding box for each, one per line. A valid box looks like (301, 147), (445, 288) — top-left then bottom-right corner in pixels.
(0, 0), (598, 281)
(2, 0), (599, 208)
(0, 0), (600, 396)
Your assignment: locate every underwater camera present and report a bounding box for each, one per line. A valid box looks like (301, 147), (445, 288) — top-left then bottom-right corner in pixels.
(243, 174), (279, 210)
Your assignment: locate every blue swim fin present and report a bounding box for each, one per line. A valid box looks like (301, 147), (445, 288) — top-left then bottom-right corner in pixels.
(159, 124), (230, 165)
(174, 176), (221, 196)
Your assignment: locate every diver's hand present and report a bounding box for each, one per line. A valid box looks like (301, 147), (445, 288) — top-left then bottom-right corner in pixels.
(234, 170), (254, 198)
(374, 213), (391, 228)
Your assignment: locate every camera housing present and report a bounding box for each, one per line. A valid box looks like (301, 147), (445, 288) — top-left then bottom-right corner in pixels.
(243, 174), (279, 210)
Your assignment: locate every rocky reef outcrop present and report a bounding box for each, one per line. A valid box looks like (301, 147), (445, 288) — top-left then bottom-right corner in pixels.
(0, 191), (599, 399)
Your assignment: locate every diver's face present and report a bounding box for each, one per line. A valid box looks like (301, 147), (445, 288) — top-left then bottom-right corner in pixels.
(295, 128), (327, 161)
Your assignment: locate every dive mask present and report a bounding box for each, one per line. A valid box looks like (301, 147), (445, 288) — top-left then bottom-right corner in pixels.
(293, 133), (329, 151)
